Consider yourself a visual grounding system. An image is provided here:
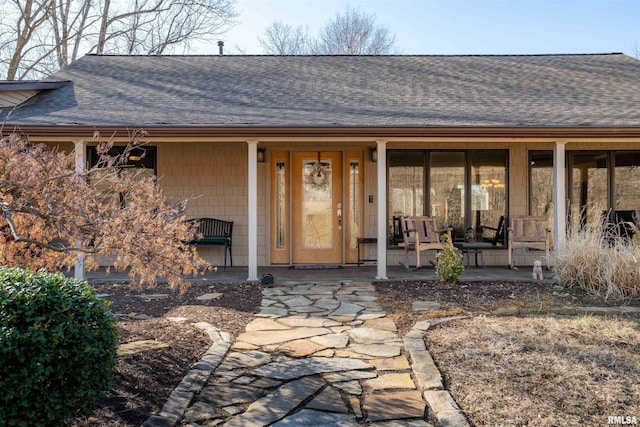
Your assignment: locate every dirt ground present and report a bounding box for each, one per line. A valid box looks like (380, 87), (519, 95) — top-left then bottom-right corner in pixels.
(69, 279), (639, 426)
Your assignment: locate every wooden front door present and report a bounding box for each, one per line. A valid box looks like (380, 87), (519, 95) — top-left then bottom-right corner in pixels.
(292, 152), (343, 264)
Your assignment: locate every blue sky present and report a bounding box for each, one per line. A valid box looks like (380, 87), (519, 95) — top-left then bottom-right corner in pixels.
(194, 0), (640, 56)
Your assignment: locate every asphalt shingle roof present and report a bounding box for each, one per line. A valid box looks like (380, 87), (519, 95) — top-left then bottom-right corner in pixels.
(3, 53), (640, 127)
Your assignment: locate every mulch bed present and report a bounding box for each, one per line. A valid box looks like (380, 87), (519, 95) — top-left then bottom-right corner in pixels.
(94, 281), (263, 326)
(69, 281), (262, 426)
(374, 280), (640, 334)
(70, 319), (211, 427)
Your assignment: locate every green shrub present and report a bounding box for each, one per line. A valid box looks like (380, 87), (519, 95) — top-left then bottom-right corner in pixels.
(435, 234), (464, 283)
(0, 268), (118, 426)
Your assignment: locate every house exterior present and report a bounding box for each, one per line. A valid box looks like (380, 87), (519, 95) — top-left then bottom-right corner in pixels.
(2, 53), (640, 281)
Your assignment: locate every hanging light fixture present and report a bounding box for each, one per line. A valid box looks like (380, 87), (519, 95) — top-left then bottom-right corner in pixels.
(370, 148), (378, 162)
(128, 148), (144, 162)
(257, 147), (266, 162)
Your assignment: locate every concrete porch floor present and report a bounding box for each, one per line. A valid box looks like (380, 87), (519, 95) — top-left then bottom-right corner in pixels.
(80, 264), (550, 284)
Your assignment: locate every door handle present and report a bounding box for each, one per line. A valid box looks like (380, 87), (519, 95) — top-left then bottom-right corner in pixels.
(337, 203), (342, 230)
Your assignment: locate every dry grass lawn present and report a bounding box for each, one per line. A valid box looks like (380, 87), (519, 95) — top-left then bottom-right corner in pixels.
(426, 316), (640, 427)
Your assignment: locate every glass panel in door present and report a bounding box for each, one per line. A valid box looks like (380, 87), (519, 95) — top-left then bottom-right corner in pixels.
(292, 152), (342, 264)
(271, 152), (289, 264)
(302, 158), (334, 249)
(345, 153), (364, 264)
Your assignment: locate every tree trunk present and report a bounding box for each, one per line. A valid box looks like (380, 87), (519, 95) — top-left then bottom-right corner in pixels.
(96, 0), (111, 54)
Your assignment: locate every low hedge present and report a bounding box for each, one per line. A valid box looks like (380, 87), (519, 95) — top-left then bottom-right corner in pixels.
(0, 268), (118, 426)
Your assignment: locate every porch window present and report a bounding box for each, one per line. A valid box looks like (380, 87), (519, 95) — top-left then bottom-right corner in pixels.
(470, 150), (507, 239)
(529, 150), (640, 237)
(529, 151), (555, 246)
(430, 152), (464, 232)
(87, 146), (157, 201)
(388, 151), (424, 245)
(569, 151), (609, 231)
(87, 145), (156, 173)
(613, 152), (640, 226)
(388, 149), (508, 247)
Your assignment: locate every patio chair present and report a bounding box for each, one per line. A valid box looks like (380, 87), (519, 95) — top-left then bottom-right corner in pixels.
(390, 215), (405, 246)
(611, 210), (640, 242)
(507, 215), (551, 269)
(480, 215), (506, 246)
(400, 216), (452, 269)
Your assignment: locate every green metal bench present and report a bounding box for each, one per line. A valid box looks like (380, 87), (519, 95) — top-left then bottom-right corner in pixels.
(187, 218), (233, 269)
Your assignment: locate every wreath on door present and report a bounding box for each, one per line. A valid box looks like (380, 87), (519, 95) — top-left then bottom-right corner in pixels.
(305, 153), (331, 190)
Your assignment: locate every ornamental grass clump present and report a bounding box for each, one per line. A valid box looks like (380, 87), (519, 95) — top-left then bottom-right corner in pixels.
(435, 233), (464, 283)
(0, 268), (118, 426)
(552, 218), (640, 301)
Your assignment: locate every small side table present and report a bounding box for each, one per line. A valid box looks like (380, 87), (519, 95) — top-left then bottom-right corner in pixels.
(356, 237), (377, 266)
(453, 242), (493, 268)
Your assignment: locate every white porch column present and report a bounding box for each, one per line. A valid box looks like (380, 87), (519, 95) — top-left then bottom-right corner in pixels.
(74, 141), (86, 281)
(247, 141), (259, 281)
(376, 140), (388, 280)
(553, 141), (567, 251)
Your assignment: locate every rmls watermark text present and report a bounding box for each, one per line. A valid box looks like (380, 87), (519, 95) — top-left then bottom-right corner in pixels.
(608, 416), (638, 425)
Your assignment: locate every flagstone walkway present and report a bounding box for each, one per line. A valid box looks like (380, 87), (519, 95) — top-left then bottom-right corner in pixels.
(153, 281), (444, 426)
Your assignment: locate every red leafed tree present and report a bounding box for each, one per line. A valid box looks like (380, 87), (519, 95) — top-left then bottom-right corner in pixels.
(0, 130), (209, 288)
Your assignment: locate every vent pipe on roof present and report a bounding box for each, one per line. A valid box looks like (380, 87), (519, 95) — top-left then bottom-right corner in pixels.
(218, 41), (224, 55)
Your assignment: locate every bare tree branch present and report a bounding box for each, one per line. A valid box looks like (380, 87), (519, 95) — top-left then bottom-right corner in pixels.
(0, 0), (238, 79)
(312, 6), (396, 55)
(258, 6), (396, 56)
(259, 21), (309, 55)
(96, 0), (238, 55)
(4, 0), (54, 79)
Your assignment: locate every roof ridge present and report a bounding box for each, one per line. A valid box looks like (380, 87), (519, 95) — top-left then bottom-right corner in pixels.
(84, 52), (626, 58)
